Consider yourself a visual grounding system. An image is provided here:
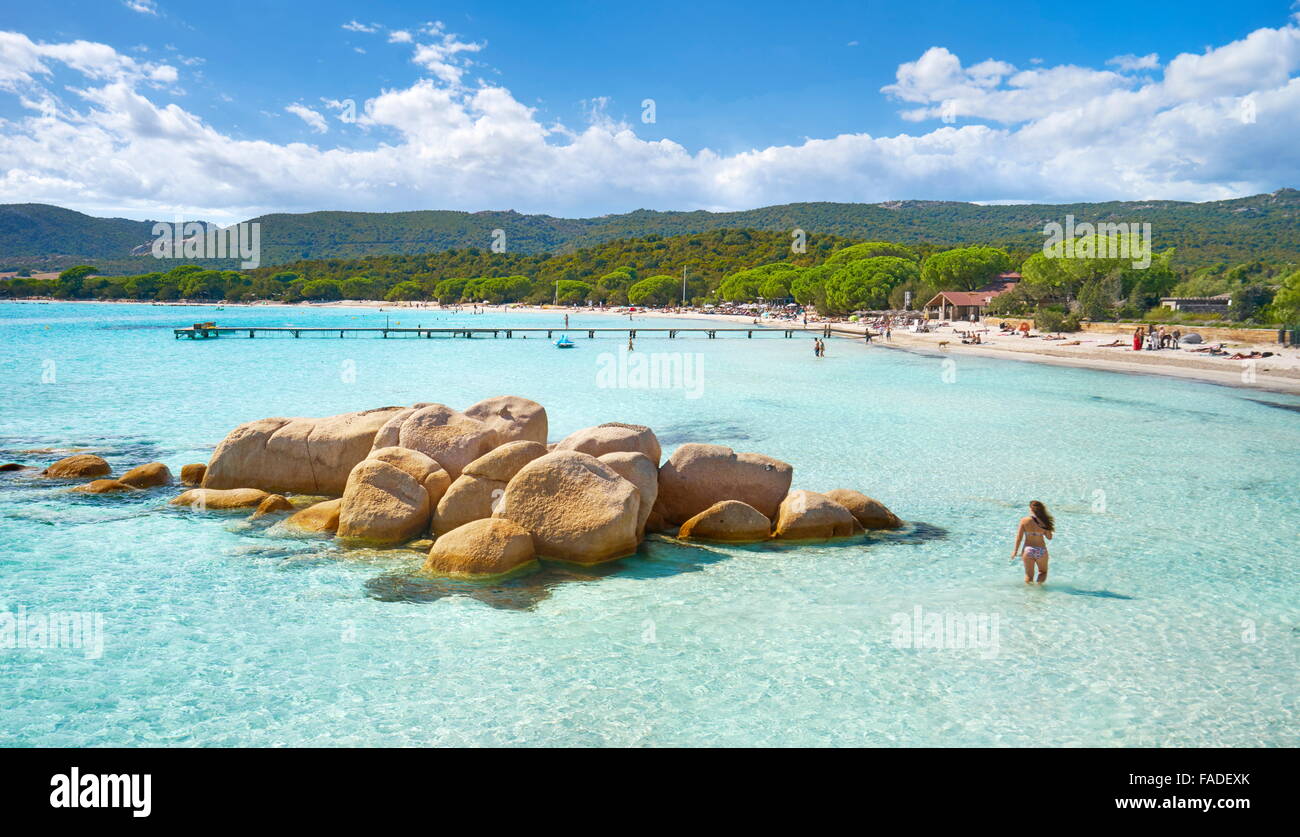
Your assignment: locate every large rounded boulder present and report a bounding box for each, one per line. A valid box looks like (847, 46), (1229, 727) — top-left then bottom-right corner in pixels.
(597, 451), (658, 536)
(424, 518), (537, 580)
(203, 407), (405, 495)
(463, 396), (548, 445)
(431, 441), (546, 536)
(493, 450), (640, 564)
(678, 500), (772, 542)
(119, 461), (173, 488)
(774, 490), (865, 540)
(389, 404), (499, 479)
(555, 422), (661, 465)
(368, 446), (452, 508)
(43, 454), (111, 479)
(337, 460), (431, 546)
(654, 443), (792, 525)
(823, 489), (903, 529)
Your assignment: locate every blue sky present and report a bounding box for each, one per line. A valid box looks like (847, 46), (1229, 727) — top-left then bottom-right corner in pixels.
(1, 0), (1298, 221)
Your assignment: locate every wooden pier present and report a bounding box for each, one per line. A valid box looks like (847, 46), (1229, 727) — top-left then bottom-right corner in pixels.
(173, 325), (814, 340)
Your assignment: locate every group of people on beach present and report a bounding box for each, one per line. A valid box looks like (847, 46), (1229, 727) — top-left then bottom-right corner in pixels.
(1132, 324), (1181, 350)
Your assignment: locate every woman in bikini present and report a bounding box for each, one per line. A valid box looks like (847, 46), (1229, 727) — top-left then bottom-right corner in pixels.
(1011, 500), (1055, 584)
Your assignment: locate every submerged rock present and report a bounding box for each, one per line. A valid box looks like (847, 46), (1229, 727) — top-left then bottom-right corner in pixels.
(71, 479), (138, 495)
(119, 461), (173, 488)
(203, 407), (405, 495)
(823, 489), (902, 530)
(678, 500), (772, 542)
(556, 422), (662, 465)
(654, 443), (792, 525)
(250, 494), (295, 520)
(337, 459), (430, 546)
(285, 498), (341, 534)
(171, 487), (271, 510)
(180, 463), (207, 486)
(424, 518), (537, 579)
(43, 454), (111, 479)
(463, 396), (548, 446)
(0, 463), (28, 472)
(774, 490), (864, 540)
(494, 450), (640, 564)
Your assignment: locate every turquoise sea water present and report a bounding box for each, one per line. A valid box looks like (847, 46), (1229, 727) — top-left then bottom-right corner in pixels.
(0, 301), (1296, 747)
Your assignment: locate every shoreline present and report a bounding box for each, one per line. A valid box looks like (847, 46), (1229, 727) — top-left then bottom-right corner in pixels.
(8, 297), (1300, 396)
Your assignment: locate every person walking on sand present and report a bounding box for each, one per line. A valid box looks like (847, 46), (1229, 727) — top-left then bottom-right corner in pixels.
(1132, 326), (1143, 351)
(1011, 500), (1055, 585)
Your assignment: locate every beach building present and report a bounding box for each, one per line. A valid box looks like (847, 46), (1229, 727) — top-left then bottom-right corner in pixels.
(1159, 293), (1232, 314)
(921, 273), (1020, 322)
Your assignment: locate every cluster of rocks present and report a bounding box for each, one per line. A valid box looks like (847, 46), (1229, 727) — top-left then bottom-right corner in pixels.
(16, 453), (186, 493)
(21, 395), (903, 581)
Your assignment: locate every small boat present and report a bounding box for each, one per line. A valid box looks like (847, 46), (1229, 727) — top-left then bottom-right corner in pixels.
(555, 335), (576, 349)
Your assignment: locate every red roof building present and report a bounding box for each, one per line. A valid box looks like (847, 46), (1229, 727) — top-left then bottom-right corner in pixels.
(921, 273), (1019, 321)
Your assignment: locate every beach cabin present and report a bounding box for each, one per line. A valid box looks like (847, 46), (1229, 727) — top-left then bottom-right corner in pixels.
(1159, 293), (1232, 314)
(921, 274), (1019, 322)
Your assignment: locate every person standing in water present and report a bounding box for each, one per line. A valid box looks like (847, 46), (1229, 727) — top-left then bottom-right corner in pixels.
(1011, 500), (1055, 584)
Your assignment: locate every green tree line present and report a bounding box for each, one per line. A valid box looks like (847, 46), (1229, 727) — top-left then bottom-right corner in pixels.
(3, 228), (1297, 326)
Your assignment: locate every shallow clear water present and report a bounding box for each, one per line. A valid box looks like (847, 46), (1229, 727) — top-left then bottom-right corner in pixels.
(1, 301), (1296, 747)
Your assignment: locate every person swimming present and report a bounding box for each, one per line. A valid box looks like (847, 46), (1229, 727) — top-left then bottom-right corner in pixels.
(1011, 500), (1055, 584)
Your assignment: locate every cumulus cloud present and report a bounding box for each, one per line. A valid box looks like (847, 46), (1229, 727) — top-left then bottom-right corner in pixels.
(0, 19), (1297, 224)
(123, 0), (158, 15)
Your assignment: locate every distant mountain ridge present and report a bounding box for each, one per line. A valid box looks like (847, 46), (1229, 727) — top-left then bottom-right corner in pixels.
(1, 189), (1297, 272)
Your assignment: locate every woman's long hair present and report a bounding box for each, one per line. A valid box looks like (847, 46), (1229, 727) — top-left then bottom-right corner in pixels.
(1029, 500), (1055, 533)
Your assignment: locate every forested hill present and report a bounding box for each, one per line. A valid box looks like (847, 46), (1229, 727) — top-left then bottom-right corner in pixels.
(2, 189), (1297, 273)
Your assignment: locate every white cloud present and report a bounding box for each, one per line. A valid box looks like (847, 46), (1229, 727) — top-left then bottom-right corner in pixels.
(342, 21), (379, 34)
(0, 30), (176, 91)
(0, 20), (1297, 225)
(1108, 53), (1161, 71)
(409, 25), (483, 86)
(285, 103), (327, 133)
(388, 30), (412, 44)
(123, 0), (158, 15)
